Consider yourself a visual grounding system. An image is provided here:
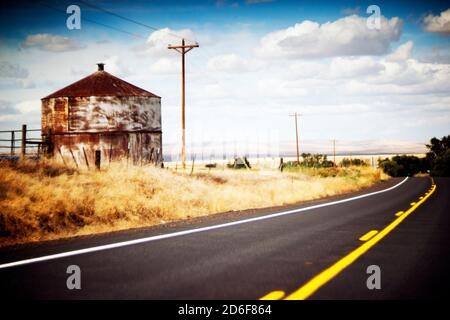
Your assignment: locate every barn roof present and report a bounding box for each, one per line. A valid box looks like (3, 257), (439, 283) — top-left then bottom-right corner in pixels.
(43, 64), (160, 99)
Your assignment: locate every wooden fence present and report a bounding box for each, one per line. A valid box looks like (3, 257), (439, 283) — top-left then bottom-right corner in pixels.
(0, 125), (43, 158)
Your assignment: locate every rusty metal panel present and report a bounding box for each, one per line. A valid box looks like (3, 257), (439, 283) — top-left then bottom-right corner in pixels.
(41, 99), (51, 133)
(99, 134), (129, 161)
(128, 132), (162, 164)
(43, 70), (160, 99)
(69, 96), (161, 132)
(41, 67), (163, 166)
(68, 97), (90, 131)
(41, 97), (69, 134)
(53, 98), (69, 133)
(54, 132), (162, 168)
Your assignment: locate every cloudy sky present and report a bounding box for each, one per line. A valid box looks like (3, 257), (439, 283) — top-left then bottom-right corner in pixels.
(1, 0), (449, 158)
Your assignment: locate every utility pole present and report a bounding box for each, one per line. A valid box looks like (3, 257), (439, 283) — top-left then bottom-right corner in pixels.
(289, 113), (301, 164)
(168, 38), (199, 169)
(333, 139), (336, 167)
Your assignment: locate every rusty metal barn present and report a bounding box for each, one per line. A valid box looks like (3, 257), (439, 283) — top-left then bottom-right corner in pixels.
(41, 63), (162, 167)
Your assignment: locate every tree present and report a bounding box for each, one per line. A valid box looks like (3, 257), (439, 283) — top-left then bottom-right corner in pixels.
(426, 136), (450, 158)
(378, 155), (426, 177)
(379, 135), (450, 177)
(427, 135), (450, 177)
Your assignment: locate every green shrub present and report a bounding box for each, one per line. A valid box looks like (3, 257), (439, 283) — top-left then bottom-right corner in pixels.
(341, 158), (368, 167)
(378, 159), (404, 177)
(300, 153), (334, 168)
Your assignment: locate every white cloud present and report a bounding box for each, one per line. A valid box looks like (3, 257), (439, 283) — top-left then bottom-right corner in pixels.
(289, 56), (385, 80)
(343, 59), (450, 95)
(207, 54), (259, 72)
(0, 61), (29, 78)
(386, 41), (413, 62)
(102, 55), (132, 77)
(21, 33), (85, 52)
(329, 57), (384, 78)
(0, 99), (40, 125)
(382, 58), (449, 89)
(282, 40), (450, 97)
(419, 46), (450, 64)
(0, 100), (18, 115)
(141, 28), (196, 58)
(258, 15), (402, 59)
(424, 8), (450, 35)
(287, 61), (328, 79)
(15, 79), (36, 89)
(149, 58), (179, 74)
(15, 100), (40, 114)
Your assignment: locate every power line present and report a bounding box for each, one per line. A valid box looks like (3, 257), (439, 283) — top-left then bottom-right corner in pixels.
(37, 1), (146, 39)
(76, 0), (197, 43)
(38, 0), (213, 65)
(77, 0), (160, 31)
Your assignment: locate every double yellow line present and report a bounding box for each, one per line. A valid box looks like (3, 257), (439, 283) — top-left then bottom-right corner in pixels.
(261, 178), (437, 300)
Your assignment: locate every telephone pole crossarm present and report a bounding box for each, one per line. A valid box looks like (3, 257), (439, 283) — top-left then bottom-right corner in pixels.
(167, 44), (199, 50)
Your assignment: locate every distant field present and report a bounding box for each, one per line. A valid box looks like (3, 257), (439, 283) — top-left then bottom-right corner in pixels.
(0, 159), (388, 246)
(164, 154), (426, 171)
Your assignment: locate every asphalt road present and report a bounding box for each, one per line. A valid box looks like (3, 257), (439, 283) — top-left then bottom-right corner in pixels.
(0, 176), (448, 299)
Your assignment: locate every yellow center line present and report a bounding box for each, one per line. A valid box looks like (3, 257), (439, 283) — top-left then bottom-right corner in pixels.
(259, 178), (437, 300)
(395, 211), (404, 217)
(260, 291), (286, 300)
(410, 202), (416, 206)
(359, 230), (378, 241)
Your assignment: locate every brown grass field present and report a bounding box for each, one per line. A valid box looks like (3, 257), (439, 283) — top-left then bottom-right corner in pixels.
(0, 160), (389, 246)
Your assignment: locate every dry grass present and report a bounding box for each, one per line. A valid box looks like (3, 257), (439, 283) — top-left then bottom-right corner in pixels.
(0, 160), (388, 246)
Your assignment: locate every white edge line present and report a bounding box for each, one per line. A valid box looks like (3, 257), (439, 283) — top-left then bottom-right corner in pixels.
(0, 177), (409, 270)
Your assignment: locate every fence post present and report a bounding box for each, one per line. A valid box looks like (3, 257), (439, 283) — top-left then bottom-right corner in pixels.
(46, 128), (54, 157)
(21, 124), (26, 159)
(10, 131), (15, 155)
(95, 150), (101, 170)
(190, 156), (195, 175)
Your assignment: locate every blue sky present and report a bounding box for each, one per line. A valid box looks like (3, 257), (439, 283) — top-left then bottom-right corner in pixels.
(1, 1), (448, 38)
(1, 0), (450, 157)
